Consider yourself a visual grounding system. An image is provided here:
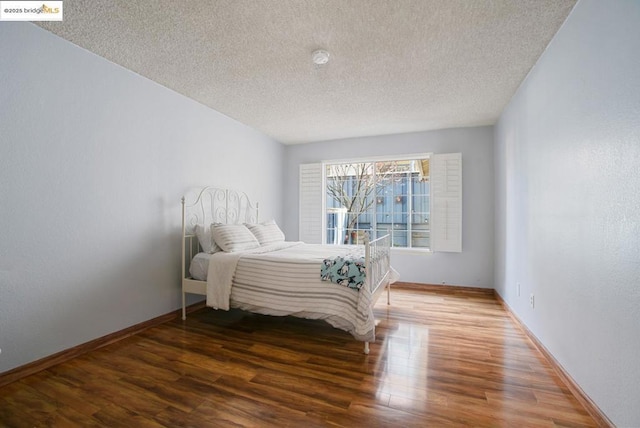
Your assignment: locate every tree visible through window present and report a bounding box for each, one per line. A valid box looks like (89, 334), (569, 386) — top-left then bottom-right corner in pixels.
(325, 157), (430, 249)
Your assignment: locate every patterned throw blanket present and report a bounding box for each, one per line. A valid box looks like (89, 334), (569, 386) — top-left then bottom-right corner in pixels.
(321, 256), (366, 290)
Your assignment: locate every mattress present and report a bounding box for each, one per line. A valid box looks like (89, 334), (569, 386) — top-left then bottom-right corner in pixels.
(189, 252), (212, 281)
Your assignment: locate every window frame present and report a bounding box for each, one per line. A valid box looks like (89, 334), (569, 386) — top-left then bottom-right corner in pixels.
(323, 153), (433, 252)
(299, 152), (462, 253)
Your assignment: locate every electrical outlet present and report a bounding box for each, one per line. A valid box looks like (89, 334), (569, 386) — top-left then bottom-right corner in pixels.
(529, 293), (535, 309)
(517, 282), (521, 297)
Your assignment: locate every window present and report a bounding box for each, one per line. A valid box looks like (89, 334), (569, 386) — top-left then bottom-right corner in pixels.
(325, 158), (430, 249)
(299, 153), (461, 252)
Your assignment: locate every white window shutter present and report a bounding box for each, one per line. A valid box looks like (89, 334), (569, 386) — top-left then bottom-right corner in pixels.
(430, 153), (462, 252)
(299, 163), (324, 244)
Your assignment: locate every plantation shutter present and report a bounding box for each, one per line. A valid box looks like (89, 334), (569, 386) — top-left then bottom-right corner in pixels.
(430, 153), (462, 252)
(299, 163), (324, 244)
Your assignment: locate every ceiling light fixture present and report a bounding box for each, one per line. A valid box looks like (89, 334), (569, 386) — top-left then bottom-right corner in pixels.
(312, 49), (330, 65)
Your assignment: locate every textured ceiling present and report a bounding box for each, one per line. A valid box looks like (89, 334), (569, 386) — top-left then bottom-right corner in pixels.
(37, 0), (576, 144)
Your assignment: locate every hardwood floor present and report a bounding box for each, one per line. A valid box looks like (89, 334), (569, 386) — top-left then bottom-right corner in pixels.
(0, 285), (597, 427)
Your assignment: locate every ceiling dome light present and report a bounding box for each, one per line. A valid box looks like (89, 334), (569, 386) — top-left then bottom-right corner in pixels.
(312, 49), (330, 65)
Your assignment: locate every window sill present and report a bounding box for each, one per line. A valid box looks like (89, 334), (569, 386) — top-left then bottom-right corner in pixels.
(390, 247), (433, 256)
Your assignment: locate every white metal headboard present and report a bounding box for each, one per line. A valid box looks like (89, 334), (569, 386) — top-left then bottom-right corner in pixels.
(181, 187), (259, 288)
(181, 187), (259, 235)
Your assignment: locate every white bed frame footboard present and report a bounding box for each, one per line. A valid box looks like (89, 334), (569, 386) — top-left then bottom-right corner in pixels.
(363, 232), (392, 354)
(181, 186), (393, 354)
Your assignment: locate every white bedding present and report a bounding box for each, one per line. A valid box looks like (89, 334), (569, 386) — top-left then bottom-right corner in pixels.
(189, 252), (213, 281)
(204, 242), (384, 341)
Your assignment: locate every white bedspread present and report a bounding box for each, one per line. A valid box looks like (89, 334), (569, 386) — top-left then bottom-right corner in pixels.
(205, 242), (387, 341)
(206, 241), (301, 310)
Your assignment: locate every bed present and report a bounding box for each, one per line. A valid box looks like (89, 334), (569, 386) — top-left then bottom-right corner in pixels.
(181, 186), (397, 354)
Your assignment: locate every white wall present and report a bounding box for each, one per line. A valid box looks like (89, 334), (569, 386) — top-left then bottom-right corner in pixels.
(0, 24), (284, 373)
(284, 126), (494, 287)
(494, 0), (640, 425)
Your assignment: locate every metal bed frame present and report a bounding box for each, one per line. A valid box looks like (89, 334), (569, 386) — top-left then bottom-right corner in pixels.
(181, 186), (392, 354)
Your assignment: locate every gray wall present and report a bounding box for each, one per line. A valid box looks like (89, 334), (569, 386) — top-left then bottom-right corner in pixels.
(284, 126), (494, 287)
(494, 0), (640, 425)
(0, 24), (284, 373)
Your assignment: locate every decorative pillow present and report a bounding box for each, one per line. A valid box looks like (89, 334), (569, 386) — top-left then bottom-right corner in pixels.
(246, 219), (286, 246)
(194, 223), (221, 254)
(212, 224), (261, 252)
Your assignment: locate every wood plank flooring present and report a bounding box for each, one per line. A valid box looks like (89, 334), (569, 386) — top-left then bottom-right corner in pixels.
(0, 285), (597, 427)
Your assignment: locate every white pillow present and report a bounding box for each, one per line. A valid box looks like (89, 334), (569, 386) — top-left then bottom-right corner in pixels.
(246, 219), (285, 246)
(212, 224), (261, 252)
(194, 223), (220, 254)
